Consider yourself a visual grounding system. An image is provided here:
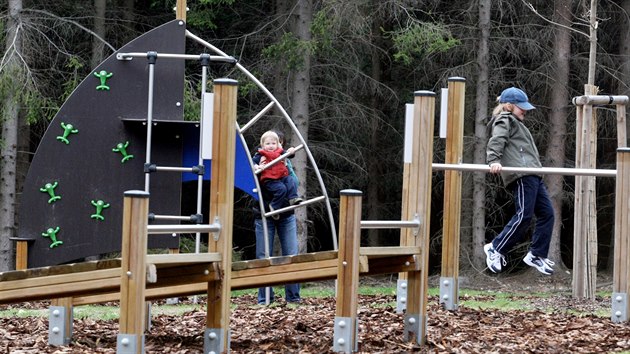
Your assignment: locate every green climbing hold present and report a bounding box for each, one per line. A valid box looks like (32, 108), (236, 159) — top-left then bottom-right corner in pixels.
(94, 70), (113, 90)
(39, 181), (61, 203)
(91, 199), (110, 221)
(56, 122), (78, 144)
(42, 226), (63, 248)
(113, 141), (134, 163)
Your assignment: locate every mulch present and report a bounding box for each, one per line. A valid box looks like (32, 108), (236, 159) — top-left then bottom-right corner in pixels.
(2, 292), (630, 353)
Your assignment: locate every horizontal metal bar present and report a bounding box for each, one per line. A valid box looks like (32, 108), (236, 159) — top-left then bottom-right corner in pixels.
(116, 52), (236, 63)
(572, 95), (629, 106)
(147, 223), (220, 235)
(255, 144), (304, 175)
(154, 166), (195, 173)
(264, 196), (326, 217)
(151, 215), (191, 221)
(432, 163), (616, 178)
(360, 220), (421, 229)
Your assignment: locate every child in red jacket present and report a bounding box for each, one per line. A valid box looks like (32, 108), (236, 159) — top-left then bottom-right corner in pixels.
(253, 131), (302, 219)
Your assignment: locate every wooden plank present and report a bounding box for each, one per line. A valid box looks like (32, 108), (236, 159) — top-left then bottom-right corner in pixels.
(0, 268), (120, 292)
(0, 277), (120, 304)
(365, 255), (418, 275)
(147, 252), (221, 265)
(360, 246), (420, 257)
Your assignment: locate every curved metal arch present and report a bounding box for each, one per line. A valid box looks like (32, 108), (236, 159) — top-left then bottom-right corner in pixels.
(186, 31), (338, 253)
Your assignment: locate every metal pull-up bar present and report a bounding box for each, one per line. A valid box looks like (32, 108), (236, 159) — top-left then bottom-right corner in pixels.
(432, 163), (616, 178)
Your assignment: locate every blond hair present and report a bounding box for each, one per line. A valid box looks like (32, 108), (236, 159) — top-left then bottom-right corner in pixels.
(260, 130), (279, 147)
(492, 97), (516, 117)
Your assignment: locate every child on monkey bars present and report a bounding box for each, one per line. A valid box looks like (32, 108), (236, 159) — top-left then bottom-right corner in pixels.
(253, 130), (302, 219)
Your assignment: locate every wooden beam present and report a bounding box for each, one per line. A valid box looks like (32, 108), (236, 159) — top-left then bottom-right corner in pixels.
(175, 0), (186, 21)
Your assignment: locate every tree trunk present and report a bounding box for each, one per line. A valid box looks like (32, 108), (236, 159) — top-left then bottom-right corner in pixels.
(472, 0), (491, 270)
(366, 2), (383, 247)
(0, 0), (23, 272)
(545, 0), (571, 269)
(91, 0), (107, 69)
(290, 0), (312, 254)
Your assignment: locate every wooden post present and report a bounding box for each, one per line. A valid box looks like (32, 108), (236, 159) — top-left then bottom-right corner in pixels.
(175, 0), (186, 21)
(205, 78), (238, 354)
(117, 190), (149, 354)
(404, 91), (435, 345)
(573, 84), (599, 299)
(612, 148), (630, 322)
(440, 77), (465, 310)
(333, 189), (362, 353)
(617, 104), (627, 148)
(397, 103), (414, 312)
(15, 241), (28, 270)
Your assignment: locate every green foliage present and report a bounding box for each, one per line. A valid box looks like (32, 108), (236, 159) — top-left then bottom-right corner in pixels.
(262, 32), (312, 71)
(61, 56), (84, 102)
(183, 79), (202, 121)
(389, 22), (460, 65)
(311, 10), (334, 54)
(184, 0), (236, 30)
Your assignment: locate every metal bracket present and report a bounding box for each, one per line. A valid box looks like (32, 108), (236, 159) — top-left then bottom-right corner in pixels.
(212, 216), (221, 241)
(403, 313), (427, 344)
(413, 213), (420, 236)
(403, 313), (419, 342)
(439, 277), (458, 310)
(612, 292), (628, 323)
(204, 328), (225, 354)
(333, 317), (358, 353)
(116, 334), (144, 354)
(49, 306), (72, 345)
(396, 279), (408, 313)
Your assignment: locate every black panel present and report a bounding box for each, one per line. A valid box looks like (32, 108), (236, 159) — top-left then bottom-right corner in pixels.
(17, 20), (187, 268)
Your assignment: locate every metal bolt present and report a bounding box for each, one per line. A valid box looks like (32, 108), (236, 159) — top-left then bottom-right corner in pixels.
(616, 311), (622, 317)
(443, 294), (449, 301)
(52, 326), (60, 334)
(337, 338), (345, 345)
(204, 269), (210, 275)
(52, 309), (60, 317)
(208, 332), (217, 340)
(121, 337), (130, 346)
(443, 279), (450, 286)
(400, 297), (406, 304)
(401, 282), (407, 289)
(408, 317), (416, 324)
(176, 102), (182, 106)
(405, 261), (410, 266)
(342, 261), (347, 266)
(338, 320), (346, 328)
(616, 295), (623, 302)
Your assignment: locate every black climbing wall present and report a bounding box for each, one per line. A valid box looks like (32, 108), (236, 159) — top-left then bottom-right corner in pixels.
(17, 20), (187, 268)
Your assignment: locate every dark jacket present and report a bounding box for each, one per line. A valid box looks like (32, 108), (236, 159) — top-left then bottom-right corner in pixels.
(486, 111), (542, 186)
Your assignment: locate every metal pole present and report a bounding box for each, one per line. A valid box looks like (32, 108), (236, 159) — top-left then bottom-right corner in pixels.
(432, 163), (616, 178)
(144, 52), (157, 192)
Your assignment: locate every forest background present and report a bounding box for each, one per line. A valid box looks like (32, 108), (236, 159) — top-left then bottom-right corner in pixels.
(1, 0), (629, 280)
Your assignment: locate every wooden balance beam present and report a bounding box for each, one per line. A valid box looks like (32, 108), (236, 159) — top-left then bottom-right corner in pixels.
(0, 247), (421, 306)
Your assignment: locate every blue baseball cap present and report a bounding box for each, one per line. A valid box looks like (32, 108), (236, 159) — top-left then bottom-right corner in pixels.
(499, 87), (535, 110)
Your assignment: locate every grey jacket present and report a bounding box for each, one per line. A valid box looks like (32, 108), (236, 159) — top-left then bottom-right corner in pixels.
(486, 112), (542, 186)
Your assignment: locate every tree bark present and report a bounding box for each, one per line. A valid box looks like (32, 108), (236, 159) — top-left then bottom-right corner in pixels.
(91, 0), (107, 69)
(545, 0), (571, 269)
(0, 0), (23, 272)
(290, 0), (312, 254)
(366, 2), (383, 247)
(472, 0), (491, 270)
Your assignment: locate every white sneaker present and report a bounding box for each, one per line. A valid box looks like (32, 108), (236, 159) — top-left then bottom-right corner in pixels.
(523, 251), (554, 275)
(484, 243), (505, 273)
